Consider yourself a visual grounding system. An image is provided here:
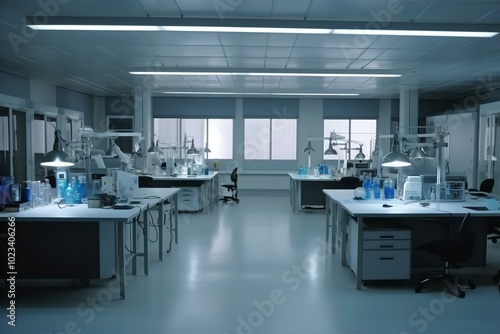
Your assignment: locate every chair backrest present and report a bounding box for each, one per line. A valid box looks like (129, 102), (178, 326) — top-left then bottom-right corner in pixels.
(339, 176), (361, 189)
(479, 178), (494, 193)
(138, 175), (153, 188)
(456, 212), (475, 263)
(230, 168), (238, 184)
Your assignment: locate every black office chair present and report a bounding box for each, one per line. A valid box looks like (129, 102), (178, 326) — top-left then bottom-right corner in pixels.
(220, 167), (239, 204)
(415, 212), (476, 298)
(138, 175), (153, 188)
(339, 176), (362, 189)
(469, 178), (494, 193)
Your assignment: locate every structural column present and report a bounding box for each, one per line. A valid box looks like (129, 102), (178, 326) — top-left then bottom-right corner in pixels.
(134, 88), (152, 152)
(399, 85), (419, 135)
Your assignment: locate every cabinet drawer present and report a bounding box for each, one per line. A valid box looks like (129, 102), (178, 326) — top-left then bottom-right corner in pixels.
(362, 250), (410, 280)
(180, 187), (200, 194)
(363, 230), (411, 240)
(363, 240), (410, 250)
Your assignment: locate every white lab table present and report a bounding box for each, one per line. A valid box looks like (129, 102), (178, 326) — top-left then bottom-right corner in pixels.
(152, 172), (219, 213)
(0, 187), (179, 299)
(323, 189), (500, 290)
(288, 173), (342, 212)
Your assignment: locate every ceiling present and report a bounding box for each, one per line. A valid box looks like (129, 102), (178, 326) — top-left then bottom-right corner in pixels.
(0, 0), (499, 100)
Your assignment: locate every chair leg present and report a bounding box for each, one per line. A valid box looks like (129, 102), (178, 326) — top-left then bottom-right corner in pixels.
(415, 261), (474, 298)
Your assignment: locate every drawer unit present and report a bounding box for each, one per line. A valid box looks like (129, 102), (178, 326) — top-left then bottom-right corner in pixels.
(178, 187), (202, 212)
(362, 229), (411, 280)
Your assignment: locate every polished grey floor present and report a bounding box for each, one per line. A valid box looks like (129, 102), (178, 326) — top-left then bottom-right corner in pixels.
(2, 191), (500, 334)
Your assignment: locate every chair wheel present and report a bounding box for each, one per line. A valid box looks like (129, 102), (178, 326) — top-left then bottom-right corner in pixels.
(457, 290), (465, 298)
(468, 280), (476, 289)
(415, 285), (422, 293)
(493, 239), (497, 244)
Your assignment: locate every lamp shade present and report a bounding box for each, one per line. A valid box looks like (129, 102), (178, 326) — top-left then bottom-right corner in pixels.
(324, 141), (337, 155)
(409, 147), (427, 158)
(354, 145), (366, 160)
(303, 140), (315, 153)
(381, 135), (411, 167)
(187, 140), (199, 155)
(41, 150), (74, 167)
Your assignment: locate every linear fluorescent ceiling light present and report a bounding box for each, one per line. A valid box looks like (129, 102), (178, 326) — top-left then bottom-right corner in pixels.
(131, 71), (401, 78)
(26, 24), (498, 38)
(27, 24), (332, 34)
(162, 92), (359, 96)
(332, 29), (497, 38)
(27, 25), (498, 38)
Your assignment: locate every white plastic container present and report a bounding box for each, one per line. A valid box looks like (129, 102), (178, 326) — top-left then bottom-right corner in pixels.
(403, 176), (422, 201)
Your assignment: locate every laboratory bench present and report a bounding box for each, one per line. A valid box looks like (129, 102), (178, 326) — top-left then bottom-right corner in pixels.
(324, 189), (500, 290)
(0, 187), (179, 299)
(151, 172), (219, 213)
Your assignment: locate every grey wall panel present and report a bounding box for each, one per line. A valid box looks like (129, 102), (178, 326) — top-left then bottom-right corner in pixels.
(0, 71), (29, 100)
(56, 87), (94, 124)
(242, 98), (299, 118)
(153, 97), (236, 118)
(324, 99), (379, 118)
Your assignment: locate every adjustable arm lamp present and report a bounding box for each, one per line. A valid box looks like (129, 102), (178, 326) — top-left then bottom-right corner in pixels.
(381, 134), (411, 167)
(41, 128), (75, 167)
(303, 131), (342, 168)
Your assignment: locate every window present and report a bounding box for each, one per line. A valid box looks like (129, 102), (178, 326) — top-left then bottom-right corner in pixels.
(154, 118), (233, 160)
(244, 118), (297, 160)
(323, 119), (377, 160)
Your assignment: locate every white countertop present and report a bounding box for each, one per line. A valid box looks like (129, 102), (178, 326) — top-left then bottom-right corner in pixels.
(323, 189), (500, 218)
(0, 188), (180, 222)
(151, 171), (219, 181)
(288, 173), (341, 181)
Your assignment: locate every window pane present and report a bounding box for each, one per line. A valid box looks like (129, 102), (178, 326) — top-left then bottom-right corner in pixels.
(154, 118), (179, 158)
(181, 119), (206, 153)
(208, 119), (233, 159)
(351, 120), (377, 160)
(271, 119), (296, 160)
(244, 119), (270, 160)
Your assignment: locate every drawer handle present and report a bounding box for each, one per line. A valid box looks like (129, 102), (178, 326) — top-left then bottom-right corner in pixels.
(379, 257), (394, 261)
(380, 235), (395, 239)
(379, 245), (394, 248)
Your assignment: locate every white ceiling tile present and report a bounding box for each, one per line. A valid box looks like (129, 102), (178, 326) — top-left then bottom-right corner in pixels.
(138, 32), (221, 46)
(223, 46), (266, 57)
(170, 57), (229, 67)
(290, 47), (363, 59)
(151, 45), (225, 57)
(286, 58), (351, 69)
(266, 47), (293, 58)
(266, 34), (297, 47)
(219, 33), (268, 46)
(226, 57), (265, 67)
(416, 1), (500, 23)
(264, 58), (289, 68)
(137, 0), (182, 17)
(0, 0), (497, 98)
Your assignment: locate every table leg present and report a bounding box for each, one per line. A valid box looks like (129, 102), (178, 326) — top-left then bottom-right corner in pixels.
(356, 217), (364, 290)
(174, 193), (179, 244)
(132, 218), (137, 276)
(341, 208), (347, 267)
(143, 206), (149, 275)
(159, 200), (164, 261)
(116, 222), (125, 299)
